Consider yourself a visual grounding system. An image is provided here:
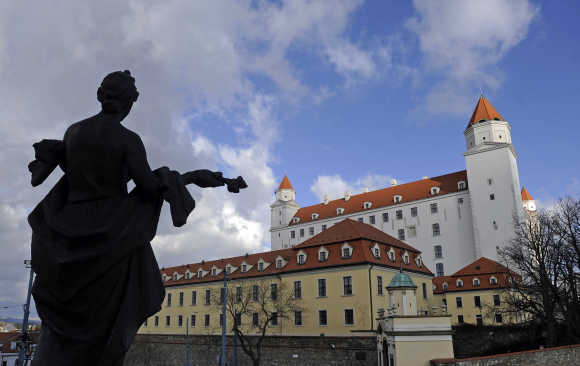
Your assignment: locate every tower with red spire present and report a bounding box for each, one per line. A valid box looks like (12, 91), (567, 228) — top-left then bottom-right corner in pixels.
(270, 175), (299, 249)
(464, 96), (524, 260)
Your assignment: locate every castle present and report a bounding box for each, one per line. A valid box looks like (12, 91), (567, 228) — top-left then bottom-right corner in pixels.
(270, 96), (537, 275)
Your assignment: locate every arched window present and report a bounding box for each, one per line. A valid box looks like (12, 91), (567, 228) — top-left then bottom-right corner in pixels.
(473, 278), (480, 287)
(490, 276), (498, 285)
(456, 279), (463, 288)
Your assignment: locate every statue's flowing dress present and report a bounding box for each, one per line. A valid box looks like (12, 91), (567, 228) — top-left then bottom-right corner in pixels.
(28, 117), (196, 366)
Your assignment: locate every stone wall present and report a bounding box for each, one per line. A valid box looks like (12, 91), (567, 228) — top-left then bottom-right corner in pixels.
(124, 334), (377, 366)
(431, 343), (580, 366)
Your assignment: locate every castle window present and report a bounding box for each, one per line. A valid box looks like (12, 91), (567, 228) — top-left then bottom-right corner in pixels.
(342, 243), (353, 258)
(396, 210), (403, 220)
(198, 270), (203, 278)
(411, 207), (418, 217)
(394, 195), (402, 203)
(403, 252), (410, 265)
(432, 223), (440, 236)
(430, 203), (438, 214)
(490, 276), (498, 285)
(434, 245), (443, 258)
(337, 207), (345, 215)
(363, 201), (372, 209)
(458, 198), (464, 204)
(312, 213), (319, 220)
(382, 212), (389, 222)
(456, 296), (462, 307)
(456, 279), (463, 288)
(416, 256), (423, 268)
(276, 259), (282, 269)
(493, 221), (498, 230)
(408, 225), (416, 238)
(321, 224), (327, 231)
(319, 250), (327, 262)
(430, 187), (440, 195)
(436, 263), (444, 277)
(298, 254), (305, 264)
(174, 273), (179, 281)
(226, 265), (231, 274)
(388, 249), (395, 262)
(290, 230), (295, 239)
(442, 282), (448, 290)
(369, 215), (376, 225)
(242, 264), (247, 272)
(358, 217), (363, 223)
(473, 278), (480, 287)
(300, 228), (304, 237)
(398, 229), (405, 240)
(258, 262), (264, 272)
(185, 272), (190, 280)
(212, 268), (216, 276)
(292, 217), (300, 223)
(458, 181), (466, 190)
(487, 178), (493, 185)
(493, 294), (501, 306)
(309, 227), (314, 236)
(374, 248), (380, 258)
(490, 193), (495, 200)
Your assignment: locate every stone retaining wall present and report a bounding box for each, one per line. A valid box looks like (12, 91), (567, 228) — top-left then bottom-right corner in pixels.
(431, 343), (580, 366)
(124, 334), (377, 366)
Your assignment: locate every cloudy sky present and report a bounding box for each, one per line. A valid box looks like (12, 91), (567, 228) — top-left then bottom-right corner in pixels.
(1, 1), (578, 318)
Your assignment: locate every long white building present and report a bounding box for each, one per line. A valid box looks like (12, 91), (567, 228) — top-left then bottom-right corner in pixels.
(270, 97), (537, 275)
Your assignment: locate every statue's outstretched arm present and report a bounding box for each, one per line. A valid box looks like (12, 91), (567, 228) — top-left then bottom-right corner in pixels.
(126, 133), (161, 198)
(181, 170), (247, 193)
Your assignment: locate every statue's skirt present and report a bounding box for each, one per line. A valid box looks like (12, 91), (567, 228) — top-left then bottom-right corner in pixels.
(29, 176), (168, 366)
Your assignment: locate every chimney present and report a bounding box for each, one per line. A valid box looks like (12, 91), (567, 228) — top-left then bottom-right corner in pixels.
(390, 179), (398, 187)
(323, 195), (329, 205)
(344, 191), (351, 201)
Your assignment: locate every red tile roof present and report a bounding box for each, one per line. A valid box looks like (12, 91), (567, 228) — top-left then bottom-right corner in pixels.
(290, 171), (468, 226)
(277, 175), (294, 191)
(432, 257), (518, 294)
(467, 96), (504, 128)
(296, 218), (419, 253)
(161, 221), (432, 287)
(521, 187), (533, 201)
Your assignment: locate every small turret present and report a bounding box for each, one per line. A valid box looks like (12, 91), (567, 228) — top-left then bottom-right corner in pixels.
(270, 175), (300, 248)
(387, 271), (418, 316)
(521, 187), (536, 213)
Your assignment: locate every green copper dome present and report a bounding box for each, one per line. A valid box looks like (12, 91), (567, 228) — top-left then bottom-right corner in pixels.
(388, 272), (417, 288)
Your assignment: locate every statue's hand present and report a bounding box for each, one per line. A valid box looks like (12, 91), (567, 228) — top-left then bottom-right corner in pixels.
(224, 176), (248, 193)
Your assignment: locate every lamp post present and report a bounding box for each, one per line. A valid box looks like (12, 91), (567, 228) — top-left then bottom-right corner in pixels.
(18, 259), (35, 366)
(186, 317), (190, 366)
(220, 270), (227, 366)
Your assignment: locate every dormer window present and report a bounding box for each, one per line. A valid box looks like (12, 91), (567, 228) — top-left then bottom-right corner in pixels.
(173, 273), (179, 281)
(388, 248), (395, 262)
(312, 213), (319, 220)
(374, 248), (380, 258)
(341, 243), (353, 259)
(430, 187), (440, 195)
(318, 247), (328, 262)
(402, 252), (410, 265)
(297, 250), (307, 265)
(185, 272), (190, 280)
(226, 265), (231, 274)
(490, 276), (498, 285)
(242, 264), (247, 272)
(212, 268), (217, 276)
(442, 282), (448, 290)
(276, 259), (282, 269)
(394, 195), (402, 203)
(258, 262), (264, 272)
(197, 270), (203, 278)
(337, 207), (345, 215)
(371, 243), (381, 259)
(456, 279), (463, 288)
(292, 217), (300, 223)
(415, 256), (422, 268)
(458, 181), (466, 190)
(473, 278), (480, 287)
(363, 201), (372, 209)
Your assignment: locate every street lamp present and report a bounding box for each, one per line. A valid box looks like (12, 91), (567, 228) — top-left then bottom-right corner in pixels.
(18, 260), (35, 366)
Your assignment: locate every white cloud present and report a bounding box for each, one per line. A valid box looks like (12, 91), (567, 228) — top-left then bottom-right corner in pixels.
(0, 0), (375, 317)
(310, 173), (397, 202)
(406, 0), (539, 116)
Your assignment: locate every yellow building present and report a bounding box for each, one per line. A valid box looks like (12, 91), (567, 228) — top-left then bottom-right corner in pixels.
(138, 218), (436, 337)
(432, 257), (524, 325)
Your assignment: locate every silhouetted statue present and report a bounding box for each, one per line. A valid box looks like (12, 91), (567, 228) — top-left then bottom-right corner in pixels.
(28, 70), (247, 366)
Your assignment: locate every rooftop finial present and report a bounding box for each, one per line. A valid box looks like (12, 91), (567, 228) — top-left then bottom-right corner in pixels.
(479, 87), (484, 98)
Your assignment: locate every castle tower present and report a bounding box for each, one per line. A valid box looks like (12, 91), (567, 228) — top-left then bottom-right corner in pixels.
(521, 187), (536, 213)
(270, 176), (299, 248)
(464, 96), (523, 261)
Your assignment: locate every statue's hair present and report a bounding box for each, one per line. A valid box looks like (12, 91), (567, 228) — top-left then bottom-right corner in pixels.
(97, 70), (139, 113)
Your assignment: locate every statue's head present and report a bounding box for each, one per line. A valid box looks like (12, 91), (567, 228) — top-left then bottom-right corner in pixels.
(97, 70), (139, 114)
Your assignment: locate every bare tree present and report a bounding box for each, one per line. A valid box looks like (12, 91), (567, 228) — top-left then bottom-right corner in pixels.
(499, 197), (580, 345)
(213, 281), (302, 366)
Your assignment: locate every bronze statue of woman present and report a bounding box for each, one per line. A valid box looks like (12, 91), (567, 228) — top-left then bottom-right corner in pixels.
(28, 70), (246, 366)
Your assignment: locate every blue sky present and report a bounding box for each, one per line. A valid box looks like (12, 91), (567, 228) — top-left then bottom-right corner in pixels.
(0, 0), (579, 318)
